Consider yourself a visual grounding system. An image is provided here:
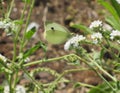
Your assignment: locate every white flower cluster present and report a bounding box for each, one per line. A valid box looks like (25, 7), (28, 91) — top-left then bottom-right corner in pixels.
(0, 54), (7, 62)
(64, 35), (86, 50)
(4, 85), (26, 93)
(0, 20), (16, 35)
(91, 32), (103, 44)
(110, 30), (120, 40)
(116, 0), (120, 4)
(89, 20), (102, 29)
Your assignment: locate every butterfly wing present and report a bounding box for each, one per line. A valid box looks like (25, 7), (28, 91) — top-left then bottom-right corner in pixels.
(44, 22), (71, 44)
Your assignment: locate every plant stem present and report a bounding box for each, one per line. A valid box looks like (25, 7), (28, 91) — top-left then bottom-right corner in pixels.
(12, 38), (17, 62)
(12, 71), (18, 90)
(22, 67), (45, 92)
(15, 0), (28, 52)
(88, 53), (117, 82)
(20, 0), (35, 52)
(96, 70), (116, 91)
(24, 55), (66, 67)
(9, 74), (14, 93)
(6, 0), (14, 18)
(48, 68), (90, 92)
(0, 0), (5, 18)
(91, 58), (117, 82)
(23, 54), (89, 67)
(75, 82), (105, 92)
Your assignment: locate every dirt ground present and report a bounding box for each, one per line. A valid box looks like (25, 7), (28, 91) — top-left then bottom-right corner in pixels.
(0, 0), (106, 93)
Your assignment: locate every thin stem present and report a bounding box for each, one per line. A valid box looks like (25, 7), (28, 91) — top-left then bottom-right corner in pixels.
(23, 54), (75, 67)
(75, 82), (105, 92)
(15, 0), (28, 50)
(96, 70), (116, 91)
(48, 68), (90, 92)
(0, 0), (5, 18)
(20, 0), (35, 52)
(12, 71), (18, 90)
(22, 67), (45, 92)
(9, 74), (14, 93)
(12, 38), (17, 62)
(89, 56), (117, 82)
(13, 0), (28, 61)
(6, 0), (14, 18)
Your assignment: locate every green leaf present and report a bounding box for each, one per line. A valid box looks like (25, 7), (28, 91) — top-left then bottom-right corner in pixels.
(14, 20), (24, 25)
(110, 0), (120, 17)
(0, 86), (4, 92)
(98, 0), (119, 21)
(22, 0), (31, 3)
(25, 27), (36, 40)
(23, 42), (46, 58)
(71, 24), (92, 34)
(88, 81), (120, 93)
(105, 16), (120, 30)
(100, 48), (106, 60)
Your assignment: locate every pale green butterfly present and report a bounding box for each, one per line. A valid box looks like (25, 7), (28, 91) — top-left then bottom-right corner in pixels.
(44, 22), (72, 44)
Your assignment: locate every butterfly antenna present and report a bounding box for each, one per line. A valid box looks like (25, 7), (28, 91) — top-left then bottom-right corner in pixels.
(42, 4), (48, 26)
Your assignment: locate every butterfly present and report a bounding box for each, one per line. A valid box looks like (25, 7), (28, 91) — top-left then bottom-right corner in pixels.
(44, 22), (72, 44)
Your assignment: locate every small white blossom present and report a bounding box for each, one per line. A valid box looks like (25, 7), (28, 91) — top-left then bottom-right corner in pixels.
(0, 54), (7, 62)
(0, 21), (5, 28)
(24, 57), (30, 62)
(117, 40), (120, 44)
(91, 32), (103, 44)
(16, 85), (26, 93)
(0, 20), (17, 35)
(4, 85), (26, 93)
(64, 41), (71, 51)
(18, 53), (23, 59)
(116, 0), (120, 4)
(110, 30), (120, 40)
(89, 20), (102, 29)
(64, 35), (86, 50)
(27, 22), (39, 32)
(4, 86), (9, 93)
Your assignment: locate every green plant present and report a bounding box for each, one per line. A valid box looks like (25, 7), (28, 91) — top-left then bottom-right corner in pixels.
(0, 0), (120, 93)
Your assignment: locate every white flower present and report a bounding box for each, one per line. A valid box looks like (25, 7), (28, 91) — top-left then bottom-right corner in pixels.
(0, 21), (5, 28)
(24, 57), (30, 62)
(4, 86), (9, 93)
(117, 40), (120, 44)
(110, 30), (120, 40)
(116, 0), (120, 4)
(89, 20), (102, 29)
(64, 35), (86, 50)
(0, 54), (7, 62)
(16, 85), (26, 93)
(64, 40), (71, 51)
(4, 85), (26, 93)
(27, 22), (39, 32)
(91, 32), (103, 44)
(0, 20), (17, 35)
